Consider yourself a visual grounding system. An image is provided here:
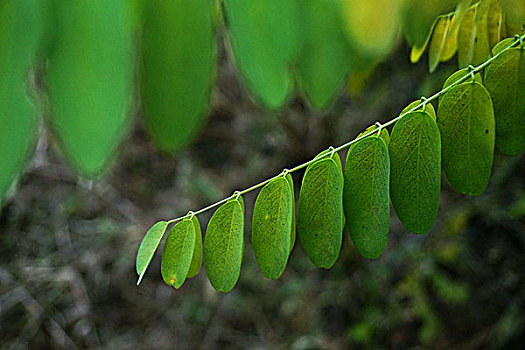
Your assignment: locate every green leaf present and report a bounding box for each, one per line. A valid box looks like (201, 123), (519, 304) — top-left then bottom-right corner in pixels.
(295, 0), (352, 110)
(471, 9), (490, 65)
(223, 0), (300, 109)
(48, 1), (132, 176)
(136, 221), (168, 285)
(350, 125), (390, 152)
(457, 5), (477, 67)
(0, 1), (41, 199)
(161, 219), (196, 289)
(486, 0), (504, 48)
(428, 15), (450, 73)
(344, 137), (390, 259)
(204, 198), (245, 292)
(401, 0), (457, 48)
(298, 156), (344, 268)
(402, 99), (437, 120)
(252, 177), (293, 279)
(340, 0), (401, 58)
(141, 0), (215, 152)
(491, 37), (515, 56)
(437, 81), (495, 195)
(484, 48), (525, 156)
(285, 173), (296, 253)
(187, 215), (203, 279)
(441, 68), (482, 92)
(389, 111), (441, 234)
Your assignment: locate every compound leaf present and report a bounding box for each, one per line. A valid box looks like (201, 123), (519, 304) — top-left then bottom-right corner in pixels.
(484, 47), (525, 156)
(437, 81), (495, 195)
(161, 219), (196, 289)
(136, 221), (169, 285)
(298, 157), (343, 269)
(204, 198), (244, 292)
(141, 0), (215, 152)
(390, 111), (441, 234)
(344, 137), (390, 259)
(187, 215), (203, 278)
(48, 0), (132, 176)
(252, 177), (293, 279)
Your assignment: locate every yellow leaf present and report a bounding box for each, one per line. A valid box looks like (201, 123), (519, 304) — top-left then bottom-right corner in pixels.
(441, 15), (459, 62)
(487, 0), (504, 48)
(341, 0), (401, 58)
(428, 15), (450, 72)
(457, 5), (477, 67)
(472, 8), (491, 65)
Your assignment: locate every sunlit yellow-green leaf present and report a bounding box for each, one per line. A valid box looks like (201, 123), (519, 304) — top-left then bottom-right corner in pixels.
(429, 15), (450, 72)
(472, 9), (491, 65)
(457, 5), (477, 67)
(341, 0), (401, 58)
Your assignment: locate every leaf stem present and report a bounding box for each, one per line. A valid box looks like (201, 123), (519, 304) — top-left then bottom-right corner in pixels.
(164, 33), (524, 226)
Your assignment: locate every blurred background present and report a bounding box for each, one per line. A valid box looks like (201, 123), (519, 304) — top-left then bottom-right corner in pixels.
(2, 39), (525, 349)
(1, 1), (525, 349)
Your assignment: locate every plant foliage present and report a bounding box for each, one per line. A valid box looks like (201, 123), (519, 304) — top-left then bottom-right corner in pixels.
(136, 35), (525, 292)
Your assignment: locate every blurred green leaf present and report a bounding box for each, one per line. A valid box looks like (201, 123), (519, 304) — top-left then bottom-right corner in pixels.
(141, 0), (216, 152)
(0, 1), (42, 199)
(48, 0), (132, 176)
(223, 0), (300, 109)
